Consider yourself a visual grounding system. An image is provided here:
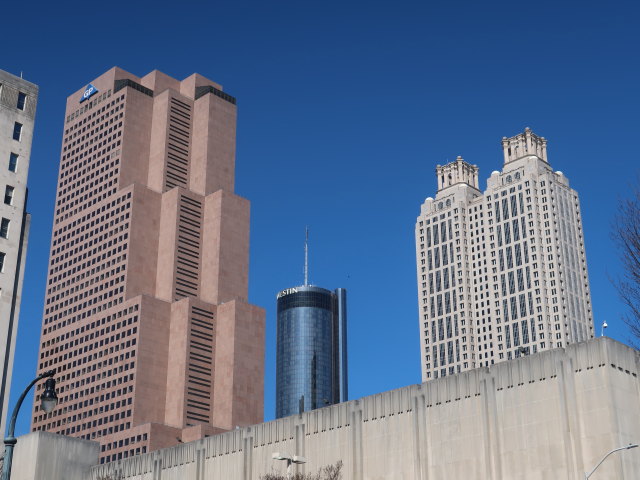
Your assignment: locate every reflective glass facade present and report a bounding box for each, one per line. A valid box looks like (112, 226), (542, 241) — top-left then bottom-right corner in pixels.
(276, 286), (347, 418)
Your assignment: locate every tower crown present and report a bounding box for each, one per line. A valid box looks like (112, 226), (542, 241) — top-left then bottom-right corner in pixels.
(501, 127), (548, 164)
(435, 156), (479, 191)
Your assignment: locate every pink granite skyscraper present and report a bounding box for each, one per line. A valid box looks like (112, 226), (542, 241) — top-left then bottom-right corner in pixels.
(31, 68), (265, 462)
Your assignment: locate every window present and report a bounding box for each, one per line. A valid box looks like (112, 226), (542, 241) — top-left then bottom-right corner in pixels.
(0, 218), (9, 238)
(12, 122), (22, 141)
(0, 252), (4, 272)
(4, 186), (14, 205)
(17, 92), (26, 110)
(8, 153), (18, 172)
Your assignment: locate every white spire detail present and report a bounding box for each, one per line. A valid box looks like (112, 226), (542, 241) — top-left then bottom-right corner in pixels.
(304, 226), (309, 286)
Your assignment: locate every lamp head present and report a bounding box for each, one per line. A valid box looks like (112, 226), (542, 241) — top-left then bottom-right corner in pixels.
(602, 321), (608, 328)
(627, 444), (639, 449)
(272, 453), (291, 461)
(40, 377), (58, 413)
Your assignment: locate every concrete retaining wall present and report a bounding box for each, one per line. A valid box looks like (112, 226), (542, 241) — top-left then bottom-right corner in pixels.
(14, 338), (640, 479)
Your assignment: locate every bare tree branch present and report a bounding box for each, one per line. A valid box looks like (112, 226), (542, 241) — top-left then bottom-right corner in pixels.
(260, 460), (343, 480)
(612, 185), (640, 345)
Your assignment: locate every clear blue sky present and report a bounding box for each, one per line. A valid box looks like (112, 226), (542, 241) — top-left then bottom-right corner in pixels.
(2, 0), (639, 435)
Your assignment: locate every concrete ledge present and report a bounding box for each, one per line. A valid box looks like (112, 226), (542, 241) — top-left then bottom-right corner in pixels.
(12, 431), (99, 480)
(90, 337), (640, 479)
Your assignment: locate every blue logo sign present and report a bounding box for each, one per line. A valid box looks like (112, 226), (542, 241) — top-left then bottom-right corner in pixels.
(80, 83), (98, 103)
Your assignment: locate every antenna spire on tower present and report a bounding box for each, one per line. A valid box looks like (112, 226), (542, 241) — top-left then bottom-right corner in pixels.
(304, 226), (309, 286)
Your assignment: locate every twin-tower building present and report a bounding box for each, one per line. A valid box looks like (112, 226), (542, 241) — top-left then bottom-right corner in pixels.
(415, 128), (594, 382)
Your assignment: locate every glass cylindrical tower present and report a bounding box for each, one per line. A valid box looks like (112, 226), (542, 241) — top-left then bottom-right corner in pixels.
(276, 285), (347, 419)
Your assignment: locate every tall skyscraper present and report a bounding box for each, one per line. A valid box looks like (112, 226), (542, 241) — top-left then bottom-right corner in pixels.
(276, 286), (347, 418)
(275, 234), (347, 419)
(31, 68), (265, 463)
(0, 70), (37, 436)
(415, 128), (594, 381)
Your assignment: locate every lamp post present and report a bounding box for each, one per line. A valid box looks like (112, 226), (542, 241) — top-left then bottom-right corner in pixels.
(2, 370), (58, 480)
(272, 452), (306, 480)
(601, 321), (608, 337)
(584, 443), (638, 479)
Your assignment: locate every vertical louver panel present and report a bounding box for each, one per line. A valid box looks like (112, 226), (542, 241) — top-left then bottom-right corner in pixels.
(174, 195), (202, 300)
(186, 305), (214, 425)
(164, 97), (191, 191)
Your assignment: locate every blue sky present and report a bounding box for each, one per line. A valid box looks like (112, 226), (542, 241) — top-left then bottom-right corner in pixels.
(2, 0), (639, 435)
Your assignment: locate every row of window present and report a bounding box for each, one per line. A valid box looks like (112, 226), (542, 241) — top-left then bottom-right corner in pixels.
(65, 89), (114, 124)
(35, 363), (136, 431)
(49, 208), (131, 277)
(101, 433), (148, 453)
(0, 87), (27, 111)
(8, 153), (18, 172)
(37, 419), (133, 441)
(59, 95), (123, 204)
(6, 88), (26, 186)
(11, 122), (22, 141)
(41, 255), (128, 334)
(0, 218), (10, 239)
(101, 445), (147, 464)
(56, 163), (120, 223)
(35, 304), (143, 445)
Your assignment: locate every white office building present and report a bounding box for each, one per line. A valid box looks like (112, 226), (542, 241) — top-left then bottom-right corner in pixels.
(415, 128), (594, 381)
(0, 69), (37, 433)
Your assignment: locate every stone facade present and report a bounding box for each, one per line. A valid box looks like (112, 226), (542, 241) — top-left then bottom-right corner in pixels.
(12, 431), (99, 480)
(45, 337), (636, 480)
(30, 68), (265, 462)
(0, 70), (37, 436)
(416, 128), (594, 382)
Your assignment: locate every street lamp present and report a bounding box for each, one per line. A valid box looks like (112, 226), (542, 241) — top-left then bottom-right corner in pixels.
(272, 452), (306, 480)
(584, 443), (638, 479)
(601, 321), (608, 337)
(2, 370), (58, 480)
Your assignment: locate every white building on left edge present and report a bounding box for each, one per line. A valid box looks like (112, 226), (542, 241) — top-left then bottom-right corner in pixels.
(0, 69), (37, 434)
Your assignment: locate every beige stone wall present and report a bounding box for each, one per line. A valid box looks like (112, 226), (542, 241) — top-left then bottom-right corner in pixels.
(131, 296), (171, 426)
(190, 92), (237, 195)
(89, 338), (639, 480)
(0, 69), (37, 436)
(212, 300), (265, 429)
(13, 431), (99, 480)
(200, 190), (250, 305)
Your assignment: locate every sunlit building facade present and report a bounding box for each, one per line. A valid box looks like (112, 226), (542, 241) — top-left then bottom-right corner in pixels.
(0, 69), (37, 436)
(31, 68), (265, 462)
(416, 128), (594, 381)
(276, 286), (347, 418)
